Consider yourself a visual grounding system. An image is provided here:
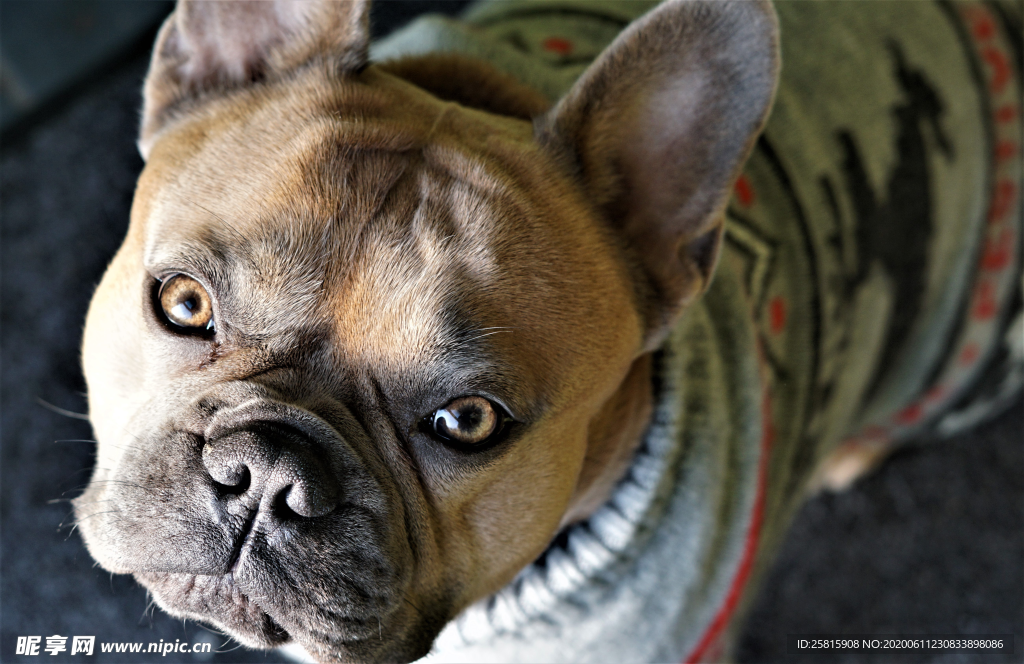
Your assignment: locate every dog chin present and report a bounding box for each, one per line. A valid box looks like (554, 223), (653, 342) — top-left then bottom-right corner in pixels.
(137, 570), (435, 664)
(137, 571), (290, 648)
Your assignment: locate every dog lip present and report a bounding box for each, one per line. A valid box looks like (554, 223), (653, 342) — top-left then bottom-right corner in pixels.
(136, 571), (291, 647)
(224, 576), (289, 639)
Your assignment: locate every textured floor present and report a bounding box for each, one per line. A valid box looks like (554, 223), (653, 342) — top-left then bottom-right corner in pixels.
(1, 1), (172, 133)
(1, 4), (1021, 663)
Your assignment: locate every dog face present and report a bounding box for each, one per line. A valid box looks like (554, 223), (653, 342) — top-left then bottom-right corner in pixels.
(74, 1), (777, 662)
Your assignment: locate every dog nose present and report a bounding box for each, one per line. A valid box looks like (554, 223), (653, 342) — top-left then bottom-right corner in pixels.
(202, 425), (338, 519)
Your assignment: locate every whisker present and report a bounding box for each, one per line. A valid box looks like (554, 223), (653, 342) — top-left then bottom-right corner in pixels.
(61, 498), (113, 507)
(66, 510), (124, 528)
(402, 592), (426, 619)
(461, 329), (513, 343)
(36, 398), (89, 421)
(447, 327), (516, 350)
(78, 479), (160, 493)
(142, 596), (159, 623)
(214, 638), (245, 654)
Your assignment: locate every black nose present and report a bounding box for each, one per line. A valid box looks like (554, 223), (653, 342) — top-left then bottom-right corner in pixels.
(202, 424), (338, 519)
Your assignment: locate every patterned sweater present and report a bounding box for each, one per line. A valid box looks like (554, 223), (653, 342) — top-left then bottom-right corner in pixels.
(348, 2), (1022, 662)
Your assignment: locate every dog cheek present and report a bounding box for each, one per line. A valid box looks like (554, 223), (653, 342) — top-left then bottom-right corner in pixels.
(82, 251), (149, 449)
(72, 484), (134, 575)
(451, 425), (589, 601)
(81, 428), (236, 575)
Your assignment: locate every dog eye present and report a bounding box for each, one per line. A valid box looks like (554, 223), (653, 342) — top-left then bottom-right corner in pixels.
(428, 396), (502, 446)
(158, 275), (215, 331)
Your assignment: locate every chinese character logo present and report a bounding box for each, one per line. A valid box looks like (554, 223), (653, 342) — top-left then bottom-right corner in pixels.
(71, 636), (95, 656)
(16, 636), (41, 655)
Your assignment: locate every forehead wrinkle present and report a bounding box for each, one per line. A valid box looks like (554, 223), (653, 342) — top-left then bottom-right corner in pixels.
(324, 146), (532, 381)
(423, 142), (513, 200)
(237, 214), (328, 298)
(222, 162), (417, 337)
(334, 248), (449, 368)
(329, 164), (448, 368)
(335, 150), (416, 234)
(409, 159), (507, 289)
(447, 180), (503, 283)
(369, 161), (529, 359)
(408, 166), (461, 272)
(229, 138), (420, 293)
(297, 142), (419, 275)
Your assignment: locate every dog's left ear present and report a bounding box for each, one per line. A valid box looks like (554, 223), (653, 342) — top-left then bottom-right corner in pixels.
(140, 0), (370, 157)
(537, 0), (779, 349)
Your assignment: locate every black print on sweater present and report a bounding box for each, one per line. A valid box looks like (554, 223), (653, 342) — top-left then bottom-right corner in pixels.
(836, 41), (954, 403)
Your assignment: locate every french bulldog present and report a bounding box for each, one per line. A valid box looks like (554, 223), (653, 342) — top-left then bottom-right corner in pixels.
(73, 0), (1022, 663)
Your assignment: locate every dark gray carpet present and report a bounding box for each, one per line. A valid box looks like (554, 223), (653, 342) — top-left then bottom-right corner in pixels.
(2, 4), (1021, 663)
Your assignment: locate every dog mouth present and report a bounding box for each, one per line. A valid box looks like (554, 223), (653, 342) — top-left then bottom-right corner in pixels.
(78, 393), (423, 661)
(137, 567), (406, 662)
(136, 571), (291, 648)
(129, 487), (408, 659)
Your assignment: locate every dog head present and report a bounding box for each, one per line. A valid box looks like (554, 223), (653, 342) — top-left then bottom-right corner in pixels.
(74, 1), (777, 661)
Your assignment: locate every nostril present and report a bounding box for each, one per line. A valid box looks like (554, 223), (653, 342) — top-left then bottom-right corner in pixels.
(202, 432), (263, 496)
(210, 464), (251, 495)
(279, 480), (337, 519)
(272, 487), (299, 520)
(271, 485), (334, 520)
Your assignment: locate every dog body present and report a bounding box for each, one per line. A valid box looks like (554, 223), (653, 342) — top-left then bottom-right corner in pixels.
(73, 1), (1021, 662)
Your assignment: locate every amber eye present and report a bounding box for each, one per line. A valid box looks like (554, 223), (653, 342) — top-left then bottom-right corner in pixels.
(429, 396), (501, 446)
(158, 274), (214, 331)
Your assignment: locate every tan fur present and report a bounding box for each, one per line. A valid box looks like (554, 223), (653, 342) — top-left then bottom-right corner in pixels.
(564, 354), (654, 526)
(82, 61), (647, 661)
(378, 54), (551, 121)
(76, 2), (779, 662)
(140, 0), (371, 155)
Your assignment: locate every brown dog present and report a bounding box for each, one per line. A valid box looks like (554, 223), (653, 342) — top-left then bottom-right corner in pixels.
(73, 0), (1022, 662)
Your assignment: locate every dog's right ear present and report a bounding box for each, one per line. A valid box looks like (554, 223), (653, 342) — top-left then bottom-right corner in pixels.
(139, 0), (370, 158)
(537, 0), (779, 350)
